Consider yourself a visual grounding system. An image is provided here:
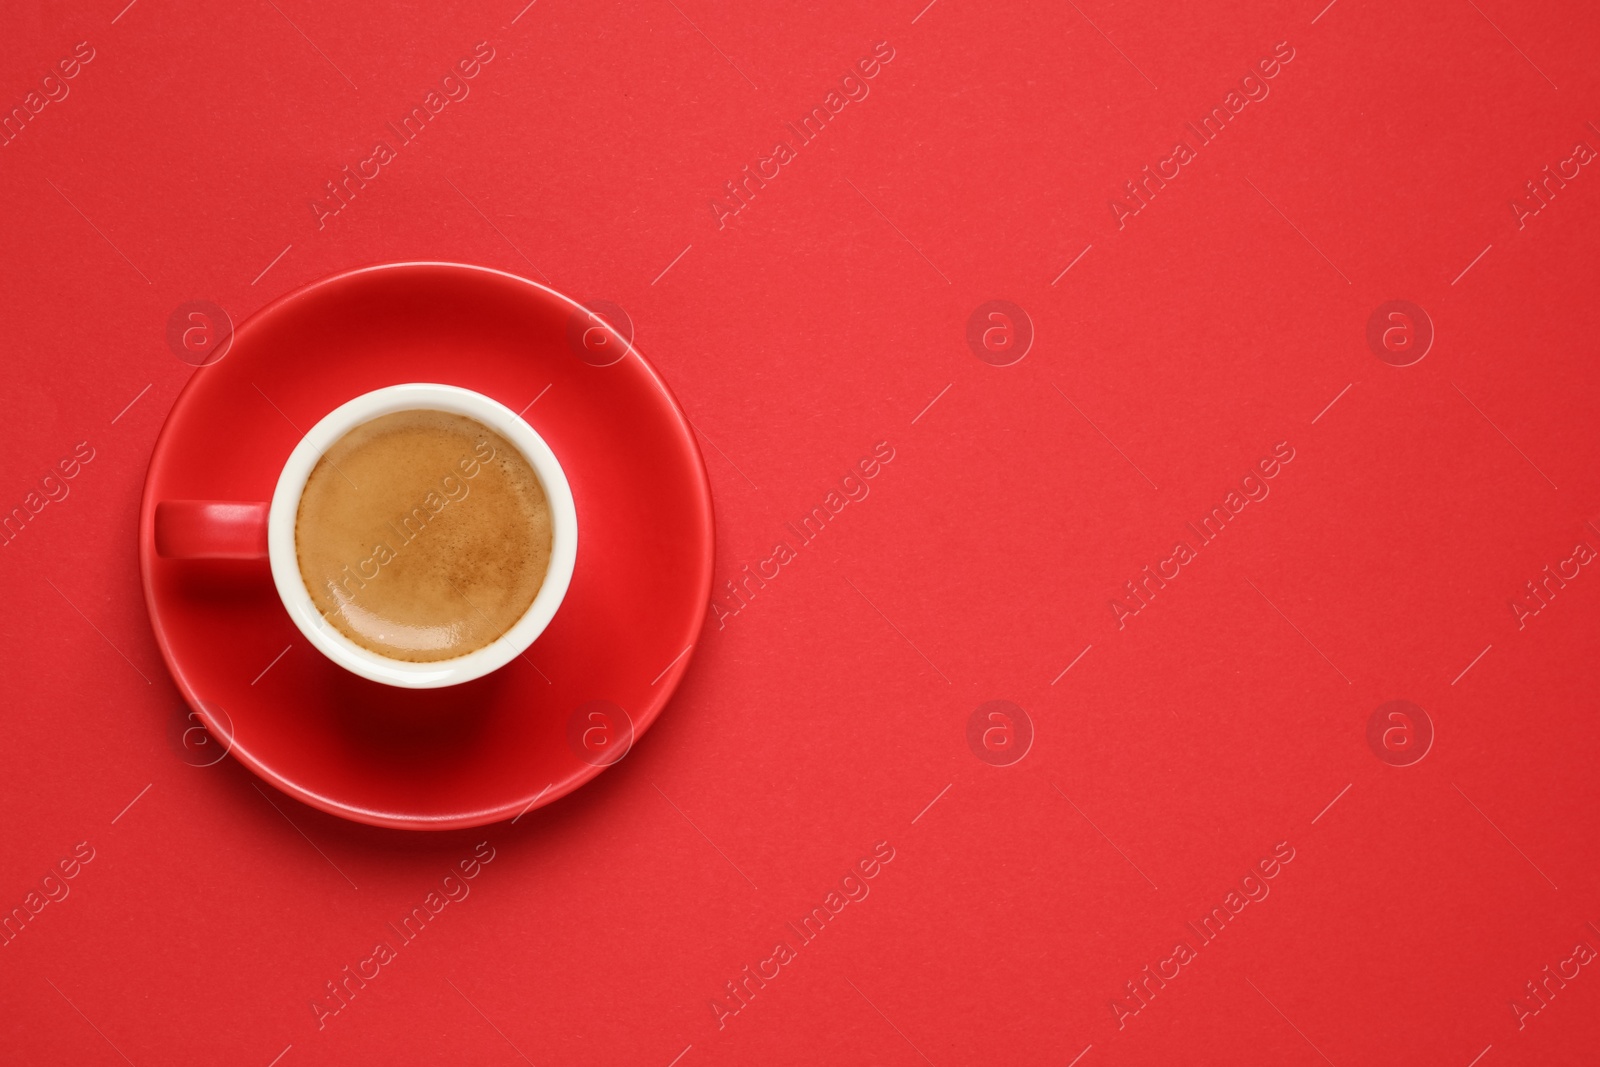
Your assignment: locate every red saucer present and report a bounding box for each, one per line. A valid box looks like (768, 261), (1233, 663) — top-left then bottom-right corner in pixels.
(139, 263), (714, 829)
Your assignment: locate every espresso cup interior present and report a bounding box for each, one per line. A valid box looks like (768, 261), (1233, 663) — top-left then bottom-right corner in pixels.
(266, 385), (577, 689)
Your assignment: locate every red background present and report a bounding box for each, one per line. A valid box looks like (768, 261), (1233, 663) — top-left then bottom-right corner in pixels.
(4, 0), (1599, 1064)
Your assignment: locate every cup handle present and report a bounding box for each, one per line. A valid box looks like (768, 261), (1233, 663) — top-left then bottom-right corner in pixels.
(155, 501), (270, 559)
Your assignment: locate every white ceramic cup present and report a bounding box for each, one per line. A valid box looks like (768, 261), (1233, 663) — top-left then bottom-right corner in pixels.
(264, 383), (576, 688)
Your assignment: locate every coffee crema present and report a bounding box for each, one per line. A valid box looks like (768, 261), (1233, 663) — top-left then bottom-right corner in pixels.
(295, 409), (552, 662)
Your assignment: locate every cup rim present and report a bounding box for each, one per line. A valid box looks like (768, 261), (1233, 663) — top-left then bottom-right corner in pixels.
(266, 383), (577, 688)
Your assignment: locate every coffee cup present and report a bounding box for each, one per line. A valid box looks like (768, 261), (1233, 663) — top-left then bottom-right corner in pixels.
(154, 383), (577, 689)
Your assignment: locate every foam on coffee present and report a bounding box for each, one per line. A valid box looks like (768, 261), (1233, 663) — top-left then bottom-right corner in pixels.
(295, 409), (552, 662)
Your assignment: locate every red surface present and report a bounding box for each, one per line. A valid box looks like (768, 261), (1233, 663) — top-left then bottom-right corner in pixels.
(139, 262), (713, 828)
(3, 0), (1600, 1064)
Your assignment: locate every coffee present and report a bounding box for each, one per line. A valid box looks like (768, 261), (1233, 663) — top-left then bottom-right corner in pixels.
(295, 410), (552, 662)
